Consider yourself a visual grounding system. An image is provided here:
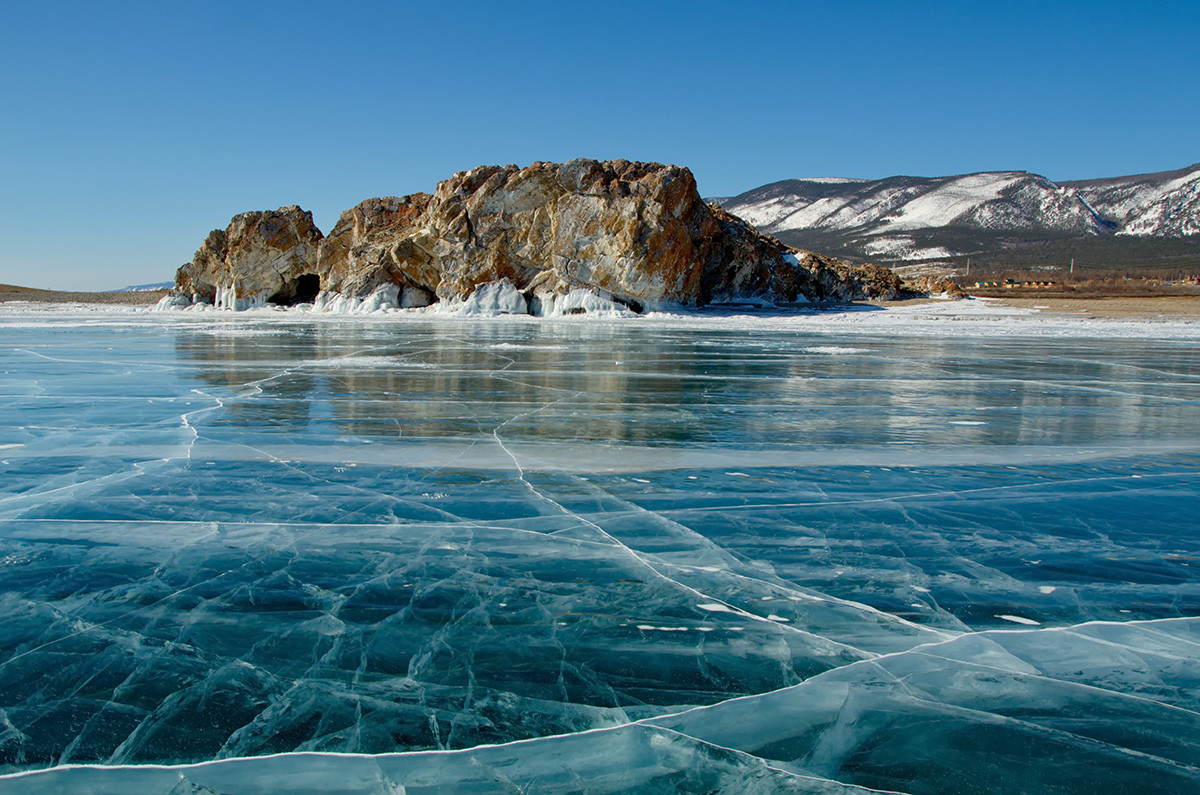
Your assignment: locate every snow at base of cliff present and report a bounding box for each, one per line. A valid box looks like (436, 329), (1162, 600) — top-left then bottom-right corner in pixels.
(0, 294), (1187, 342)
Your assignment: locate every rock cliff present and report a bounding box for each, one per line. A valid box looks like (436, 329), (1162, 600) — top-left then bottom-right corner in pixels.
(175, 206), (324, 308)
(172, 159), (903, 312)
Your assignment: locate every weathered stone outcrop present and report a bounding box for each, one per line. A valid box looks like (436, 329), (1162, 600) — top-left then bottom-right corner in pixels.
(173, 160), (904, 310)
(901, 275), (968, 299)
(700, 205), (902, 302)
(318, 194), (436, 307)
(175, 206), (323, 305)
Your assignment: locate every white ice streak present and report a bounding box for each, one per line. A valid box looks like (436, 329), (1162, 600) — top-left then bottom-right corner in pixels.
(997, 614), (1042, 625)
(803, 346), (869, 355)
(14, 295), (1200, 342)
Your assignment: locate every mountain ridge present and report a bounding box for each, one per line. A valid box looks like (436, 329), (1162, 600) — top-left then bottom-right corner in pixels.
(713, 164), (1200, 270)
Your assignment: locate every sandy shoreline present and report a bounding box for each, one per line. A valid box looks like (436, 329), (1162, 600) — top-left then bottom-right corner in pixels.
(973, 295), (1200, 319)
(858, 295), (1200, 319)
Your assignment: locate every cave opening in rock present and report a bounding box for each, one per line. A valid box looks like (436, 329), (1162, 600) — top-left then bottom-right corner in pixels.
(268, 273), (321, 306)
(614, 296), (644, 314)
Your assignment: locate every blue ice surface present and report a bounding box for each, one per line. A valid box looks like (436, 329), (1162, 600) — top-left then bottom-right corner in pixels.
(0, 314), (1198, 792)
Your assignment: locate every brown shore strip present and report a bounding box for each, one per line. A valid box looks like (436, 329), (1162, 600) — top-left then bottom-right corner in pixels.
(0, 284), (169, 306)
(979, 295), (1200, 319)
(865, 294), (1200, 319)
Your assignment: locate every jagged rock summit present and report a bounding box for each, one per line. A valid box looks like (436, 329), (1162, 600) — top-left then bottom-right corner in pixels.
(170, 159), (903, 313)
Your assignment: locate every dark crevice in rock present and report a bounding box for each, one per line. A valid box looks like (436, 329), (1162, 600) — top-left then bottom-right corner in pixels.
(612, 296), (644, 314)
(268, 273), (321, 306)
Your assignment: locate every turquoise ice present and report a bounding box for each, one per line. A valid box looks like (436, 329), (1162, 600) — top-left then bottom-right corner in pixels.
(1, 313), (1198, 792)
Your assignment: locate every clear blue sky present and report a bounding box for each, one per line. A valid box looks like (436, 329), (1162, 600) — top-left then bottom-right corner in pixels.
(2, 0), (1197, 290)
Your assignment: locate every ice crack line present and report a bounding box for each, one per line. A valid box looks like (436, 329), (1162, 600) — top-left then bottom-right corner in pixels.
(657, 469), (1200, 515)
(179, 388), (225, 461)
(0, 343), (533, 671)
(645, 725), (910, 795)
(12, 347), (172, 370)
(490, 429), (874, 652)
(178, 354), (315, 460)
(0, 465), (146, 509)
(476, 346), (891, 650)
(556, 473), (956, 640)
(637, 616), (1200, 735)
(0, 449), (478, 671)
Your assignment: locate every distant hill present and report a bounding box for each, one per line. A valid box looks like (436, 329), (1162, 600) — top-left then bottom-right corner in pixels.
(1062, 165), (1200, 237)
(712, 165), (1200, 276)
(117, 281), (174, 292)
(0, 283), (166, 305)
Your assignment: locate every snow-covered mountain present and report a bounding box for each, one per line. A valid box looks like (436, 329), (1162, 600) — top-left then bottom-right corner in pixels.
(116, 281), (173, 292)
(1063, 164), (1200, 237)
(713, 164), (1200, 265)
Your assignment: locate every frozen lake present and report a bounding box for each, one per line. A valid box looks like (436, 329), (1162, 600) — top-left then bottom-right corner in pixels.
(1, 306), (1199, 792)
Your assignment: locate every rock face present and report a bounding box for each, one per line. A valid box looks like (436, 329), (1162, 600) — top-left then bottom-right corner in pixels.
(173, 160), (903, 311)
(318, 194), (435, 306)
(175, 206), (323, 306)
(899, 275), (968, 299)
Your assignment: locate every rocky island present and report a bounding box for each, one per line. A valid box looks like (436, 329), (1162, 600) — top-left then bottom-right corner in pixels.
(165, 159), (910, 315)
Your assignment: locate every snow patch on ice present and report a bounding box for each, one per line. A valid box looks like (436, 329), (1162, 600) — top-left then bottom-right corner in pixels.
(194, 327), (286, 337)
(803, 346), (868, 355)
(10, 293), (1200, 343)
(997, 614), (1041, 626)
(308, 355), (436, 369)
(489, 342), (561, 350)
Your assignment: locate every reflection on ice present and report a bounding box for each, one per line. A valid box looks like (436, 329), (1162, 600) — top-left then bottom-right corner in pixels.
(0, 314), (1198, 791)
